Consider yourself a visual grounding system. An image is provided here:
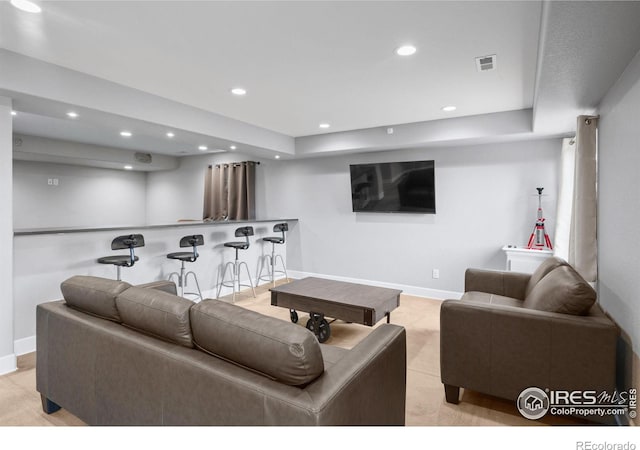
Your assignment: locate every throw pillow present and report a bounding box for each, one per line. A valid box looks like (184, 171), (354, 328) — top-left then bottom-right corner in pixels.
(525, 256), (569, 297)
(523, 265), (596, 315)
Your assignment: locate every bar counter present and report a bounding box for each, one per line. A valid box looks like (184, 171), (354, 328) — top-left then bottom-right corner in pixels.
(14, 218), (298, 236)
(13, 218), (298, 353)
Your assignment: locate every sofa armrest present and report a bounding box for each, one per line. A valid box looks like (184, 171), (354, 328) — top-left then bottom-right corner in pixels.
(136, 280), (177, 295)
(440, 299), (618, 401)
(302, 324), (406, 425)
(465, 268), (531, 300)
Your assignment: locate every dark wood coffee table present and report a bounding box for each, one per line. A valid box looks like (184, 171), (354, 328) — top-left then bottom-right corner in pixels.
(270, 277), (402, 342)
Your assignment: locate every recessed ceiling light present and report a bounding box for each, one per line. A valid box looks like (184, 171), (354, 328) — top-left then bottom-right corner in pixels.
(198, 145), (208, 151)
(396, 45), (417, 56)
(229, 145), (237, 150)
(231, 88), (247, 96)
(66, 111), (78, 118)
(275, 155), (280, 159)
(319, 123), (331, 129)
(120, 131), (132, 137)
(166, 132), (175, 138)
(441, 105), (457, 112)
(123, 165), (133, 170)
(10, 0), (42, 13)
(11, 111), (17, 116)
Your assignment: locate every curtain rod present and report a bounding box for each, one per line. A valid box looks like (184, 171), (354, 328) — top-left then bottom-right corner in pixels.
(208, 161), (260, 168)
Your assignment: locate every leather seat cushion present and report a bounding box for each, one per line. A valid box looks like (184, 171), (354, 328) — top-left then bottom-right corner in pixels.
(116, 286), (194, 348)
(61, 275), (130, 322)
(523, 265), (596, 315)
(190, 300), (324, 386)
(460, 291), (524, 308)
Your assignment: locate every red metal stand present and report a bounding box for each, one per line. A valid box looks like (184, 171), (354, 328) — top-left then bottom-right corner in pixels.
(526, 187), (553, 250)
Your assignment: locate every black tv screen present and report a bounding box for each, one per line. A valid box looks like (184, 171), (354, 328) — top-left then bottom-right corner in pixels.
(349, 160), (435, 213)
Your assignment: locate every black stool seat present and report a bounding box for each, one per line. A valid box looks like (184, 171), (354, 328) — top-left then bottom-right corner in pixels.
(262, 236), (284, 244)
(97, 234), (145, 281)
(224, 241), (249, 250)
(167, 252), (198, 262)
(97, 255), (139, 267)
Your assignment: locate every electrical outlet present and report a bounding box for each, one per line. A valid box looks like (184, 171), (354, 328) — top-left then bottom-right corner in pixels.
(47, 178), (53, 185)
(52, 178), (59, 186)
(432, 269), (440, 279)
(47, 178), (59, 186)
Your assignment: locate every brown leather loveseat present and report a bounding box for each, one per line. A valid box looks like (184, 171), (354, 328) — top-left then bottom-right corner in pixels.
(440, 257), (618, 407)
(36, 276), (406, 425)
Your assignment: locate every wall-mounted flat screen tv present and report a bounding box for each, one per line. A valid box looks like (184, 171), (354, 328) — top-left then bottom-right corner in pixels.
(349, 160), (435, 213)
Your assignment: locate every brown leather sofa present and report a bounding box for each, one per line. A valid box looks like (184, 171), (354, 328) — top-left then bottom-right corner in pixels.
(36, 276), (406, 425)
(440, 257), (618, 405)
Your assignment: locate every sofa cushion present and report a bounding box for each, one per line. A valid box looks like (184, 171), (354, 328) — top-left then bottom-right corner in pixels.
(461, 291), (524, 308)
(525, 256), (569, 297)
(116, 286), (194, 348)
(190, 300), (324, 386)
(61, 275), (130, 322)
(523, 265), (596, 315)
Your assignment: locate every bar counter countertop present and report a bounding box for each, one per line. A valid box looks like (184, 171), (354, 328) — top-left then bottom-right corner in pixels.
(14, 218), (299, 236)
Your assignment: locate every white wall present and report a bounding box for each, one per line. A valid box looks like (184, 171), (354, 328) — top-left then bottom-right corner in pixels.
(597, 48), (640, 355)
(265, 140), (560, 295)
(13, 159), (147, 229)
(147, 138), (561, 295)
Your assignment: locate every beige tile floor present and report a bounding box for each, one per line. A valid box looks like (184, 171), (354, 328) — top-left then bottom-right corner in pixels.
(0, 279), (591, 427)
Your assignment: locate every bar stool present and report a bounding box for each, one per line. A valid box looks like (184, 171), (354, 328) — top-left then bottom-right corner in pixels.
(216, 226), (256, 302)
(257, 223), (289, 287)
(97, 234), (145, 281)
(167, 234), (204, 301)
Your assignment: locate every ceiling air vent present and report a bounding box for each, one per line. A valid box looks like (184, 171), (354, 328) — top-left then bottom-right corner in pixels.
(134, 152), (152, 164)
(475, 54), (497, 72)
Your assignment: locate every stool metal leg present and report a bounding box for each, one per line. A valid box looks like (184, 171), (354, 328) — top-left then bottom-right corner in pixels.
(216, 261), (235, 300)
(257, 241), (289, 287)
(168, 271), (180, 287)
(185, 271), (203, 301)
(116, 266), (122, 281)
(217, 258), (256, 302)
(256, 242), (288, 287)
(274, 254), (289, 282)
(168, 261), (202, 301)
(238, 261), (256, 298)
(256, 253), (274, 286)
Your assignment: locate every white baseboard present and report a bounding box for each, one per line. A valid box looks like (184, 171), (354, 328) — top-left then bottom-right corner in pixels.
(0, 352), (17, 376)
(287, 270), (462, 300)
(14, 335), (36, 356)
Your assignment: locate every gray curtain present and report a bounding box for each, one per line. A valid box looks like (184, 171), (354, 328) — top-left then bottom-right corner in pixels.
(570, 115), (598, 282)
(203, 161), (256, 221)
